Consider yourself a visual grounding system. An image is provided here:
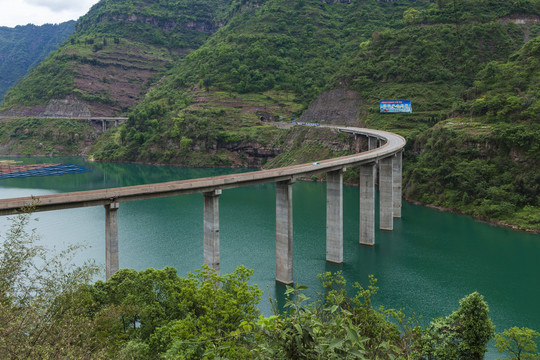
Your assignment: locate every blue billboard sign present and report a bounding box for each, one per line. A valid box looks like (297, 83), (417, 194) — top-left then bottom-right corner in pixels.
(380, 100), (412, 113)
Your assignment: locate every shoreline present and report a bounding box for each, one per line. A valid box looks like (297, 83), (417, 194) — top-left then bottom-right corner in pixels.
(1, 154), (538, 235)
(403, 195), (539, 235)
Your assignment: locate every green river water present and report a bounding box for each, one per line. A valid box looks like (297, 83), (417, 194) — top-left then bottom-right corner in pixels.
(1, 156), (539, 358)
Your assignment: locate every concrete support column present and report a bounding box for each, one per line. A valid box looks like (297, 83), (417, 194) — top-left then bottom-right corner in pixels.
(354, 134), (362, 153)
(379, 156), (394, 230)
(360, 163), (376, 245)
(393, 151), (403, 218)
(368, 136), (378, 150)
(204, 189), (221, 275)
(326, 170), (343, 263)
(102, 120), (106, 132)
(276, 180), (294, 284)
(105, 202), (119, 280)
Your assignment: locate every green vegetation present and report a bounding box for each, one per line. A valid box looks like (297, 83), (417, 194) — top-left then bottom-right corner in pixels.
(0, 0), (236, 114)
(401, 35), (540, 230)
(91, 0), (431, 165)
(423, 291), (494, 359)
(0, 54), (77, 108)
(161, 0), (432, 106)
(495, 327), (540, 360)
(336, 0), (540, 229)
(91, 88), (347, 167)
(0, 118), (96, 155)
(76, 0), (235, 49)
(0, 22), (75, 102)
(2, 0), (539, 230)
(0, 210), (101, 358)
(1, 213), (539, 359)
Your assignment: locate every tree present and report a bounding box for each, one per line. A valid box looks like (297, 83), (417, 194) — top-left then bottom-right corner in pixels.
(0, 208), (104, 359)
(403, 8), (423, 25)
(495, 327), (540, 360)
(253, 273), (420, 359)
(424, 292), (495, 359)
(87, 265), (263, 359)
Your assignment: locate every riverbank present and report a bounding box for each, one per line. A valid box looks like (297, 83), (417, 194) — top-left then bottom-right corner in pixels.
(403, 195), (540, 234)
(1, 152), (537, 234)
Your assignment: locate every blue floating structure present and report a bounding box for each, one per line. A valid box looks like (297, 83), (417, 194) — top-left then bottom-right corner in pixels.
(0, 164), (90, 180)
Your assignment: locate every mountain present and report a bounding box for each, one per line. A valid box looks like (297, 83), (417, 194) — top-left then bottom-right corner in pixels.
(0, 0), (235, 117)
(0, 22), (75, 102)
(1, 0), (539, 230)
(91, 0), (539, 230)
(404, 34), (540, 228)
(90, 0), (433, 165)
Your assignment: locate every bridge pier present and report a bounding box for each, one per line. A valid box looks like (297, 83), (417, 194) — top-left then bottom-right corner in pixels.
(105, 202), (119, 279)
(276, 180), (294, 284)
(204, 190), (221, 275)
(326, 170), (343, 263)
(393, 151), (402, 218)
(0, 126), (406, 285)
(360, 163), (376, 245)
(368, 136), (378, 151)
(379, 156), (394, 230)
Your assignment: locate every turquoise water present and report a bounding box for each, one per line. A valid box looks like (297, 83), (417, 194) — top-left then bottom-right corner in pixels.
(1, 157), (539, 358)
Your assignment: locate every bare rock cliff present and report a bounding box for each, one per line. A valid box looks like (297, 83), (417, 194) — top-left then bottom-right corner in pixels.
(298, 88), (363, 126)
(44, 98), (91, 118)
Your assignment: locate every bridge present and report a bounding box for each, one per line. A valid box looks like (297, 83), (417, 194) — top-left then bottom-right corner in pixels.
(0, 125), (405, 283)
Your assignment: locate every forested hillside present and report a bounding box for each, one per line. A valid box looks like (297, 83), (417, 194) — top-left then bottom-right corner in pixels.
(1, 0), (539, 230)
(90, 0), (432, 166)
(405, 35), (540, 229)
(0, 22), (75, 102)
(337, 0), (540, 229)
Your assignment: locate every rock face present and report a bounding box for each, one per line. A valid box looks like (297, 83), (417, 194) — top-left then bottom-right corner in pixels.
(298, 89), (363, 126)
(44, 98), (92, 118)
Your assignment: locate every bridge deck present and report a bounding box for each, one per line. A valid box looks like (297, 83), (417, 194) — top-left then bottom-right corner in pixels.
(0, 126), (405, 215)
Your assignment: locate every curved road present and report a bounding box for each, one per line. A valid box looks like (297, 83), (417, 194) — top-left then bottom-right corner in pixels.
(0, 126), (405, 214)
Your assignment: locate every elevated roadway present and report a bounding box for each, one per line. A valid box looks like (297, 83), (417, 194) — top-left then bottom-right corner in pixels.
(0, 125), (405, 282)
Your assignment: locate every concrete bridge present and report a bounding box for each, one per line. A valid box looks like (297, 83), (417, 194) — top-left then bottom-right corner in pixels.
(0, 125), (405, 283)
(84, 117), (127, 132)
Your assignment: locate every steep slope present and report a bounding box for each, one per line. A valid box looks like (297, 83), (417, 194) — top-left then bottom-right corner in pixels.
(338, 1), (540, 135)
(91, 0), (432, 167)
(2, 0), (539, 229)
(0, 22), (75, 102)
(405, 35), (540, 230)
(94, 0), (540, 230)
(0, 0), (234, 117)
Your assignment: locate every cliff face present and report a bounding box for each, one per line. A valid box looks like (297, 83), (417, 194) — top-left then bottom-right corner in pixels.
(44, 98), (91, 118)
(298, 89), (363, 126)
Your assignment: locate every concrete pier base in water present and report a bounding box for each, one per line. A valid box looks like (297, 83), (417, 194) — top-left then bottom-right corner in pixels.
(276, 180), (294, 284)
(360, 163), (376, 245)
(105, 202), (119, 279)
(326, 170), (343, 263)
(393, 151), (402, 218)
(379, 156), (394, 230)
(204, 190), (221, 275)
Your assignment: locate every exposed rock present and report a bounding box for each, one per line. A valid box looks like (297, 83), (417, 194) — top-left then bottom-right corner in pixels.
(0, 105), (47, 117)
(44, 98), (92, 118)
(501, 14), (540, 25)
(298, 88), (363, 126)
(107, 14), (219, 34)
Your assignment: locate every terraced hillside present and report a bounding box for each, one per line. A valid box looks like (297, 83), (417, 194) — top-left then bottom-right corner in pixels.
(0, 0), (235, 117)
